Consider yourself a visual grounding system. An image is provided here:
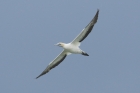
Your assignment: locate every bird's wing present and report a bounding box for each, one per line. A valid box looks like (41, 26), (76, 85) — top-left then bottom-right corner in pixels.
(36, 50), (67, 79)
(71, 9), (99, 46)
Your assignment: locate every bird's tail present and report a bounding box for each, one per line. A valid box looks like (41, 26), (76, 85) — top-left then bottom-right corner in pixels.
(82, 52), (89, 56)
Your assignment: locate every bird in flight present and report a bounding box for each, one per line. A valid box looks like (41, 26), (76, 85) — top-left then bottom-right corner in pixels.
(36, 9), (99, 79)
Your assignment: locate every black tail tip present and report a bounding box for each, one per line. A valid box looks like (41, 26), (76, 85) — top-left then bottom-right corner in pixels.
(82, 52), (89, 56)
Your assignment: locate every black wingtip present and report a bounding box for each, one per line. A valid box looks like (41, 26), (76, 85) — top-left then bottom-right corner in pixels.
(36, 75), (41, 79)
(95, 9), (99, 18)
(36, 77), (39, 79)
(36, 71), (47, 79)
(94, 9), (99, 23)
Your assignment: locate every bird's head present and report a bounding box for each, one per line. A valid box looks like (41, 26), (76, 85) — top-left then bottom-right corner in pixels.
(55, 42), (65, 47)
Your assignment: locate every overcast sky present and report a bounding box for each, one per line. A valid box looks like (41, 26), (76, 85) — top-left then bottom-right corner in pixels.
(0, 0), (140, 93)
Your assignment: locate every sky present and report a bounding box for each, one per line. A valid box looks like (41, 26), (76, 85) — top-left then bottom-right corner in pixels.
(0, 0), (140, 93)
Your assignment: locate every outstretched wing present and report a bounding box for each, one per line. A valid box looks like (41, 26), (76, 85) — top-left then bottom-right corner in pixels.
(71, 9), (99, 46)
(36, 50), (67, 79)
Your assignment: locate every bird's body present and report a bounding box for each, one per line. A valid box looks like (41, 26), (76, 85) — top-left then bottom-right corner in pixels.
(62, 43), (82, 54)
(36, 9), (99, 79)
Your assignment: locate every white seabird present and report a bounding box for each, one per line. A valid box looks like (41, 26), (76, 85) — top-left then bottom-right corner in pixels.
(36, 9), (99, 79)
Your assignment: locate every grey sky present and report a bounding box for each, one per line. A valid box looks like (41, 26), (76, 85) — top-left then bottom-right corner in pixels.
(0, 0), (140, 93)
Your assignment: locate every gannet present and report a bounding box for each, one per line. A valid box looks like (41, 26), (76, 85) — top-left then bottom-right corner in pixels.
(36, 9), (99, 79)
